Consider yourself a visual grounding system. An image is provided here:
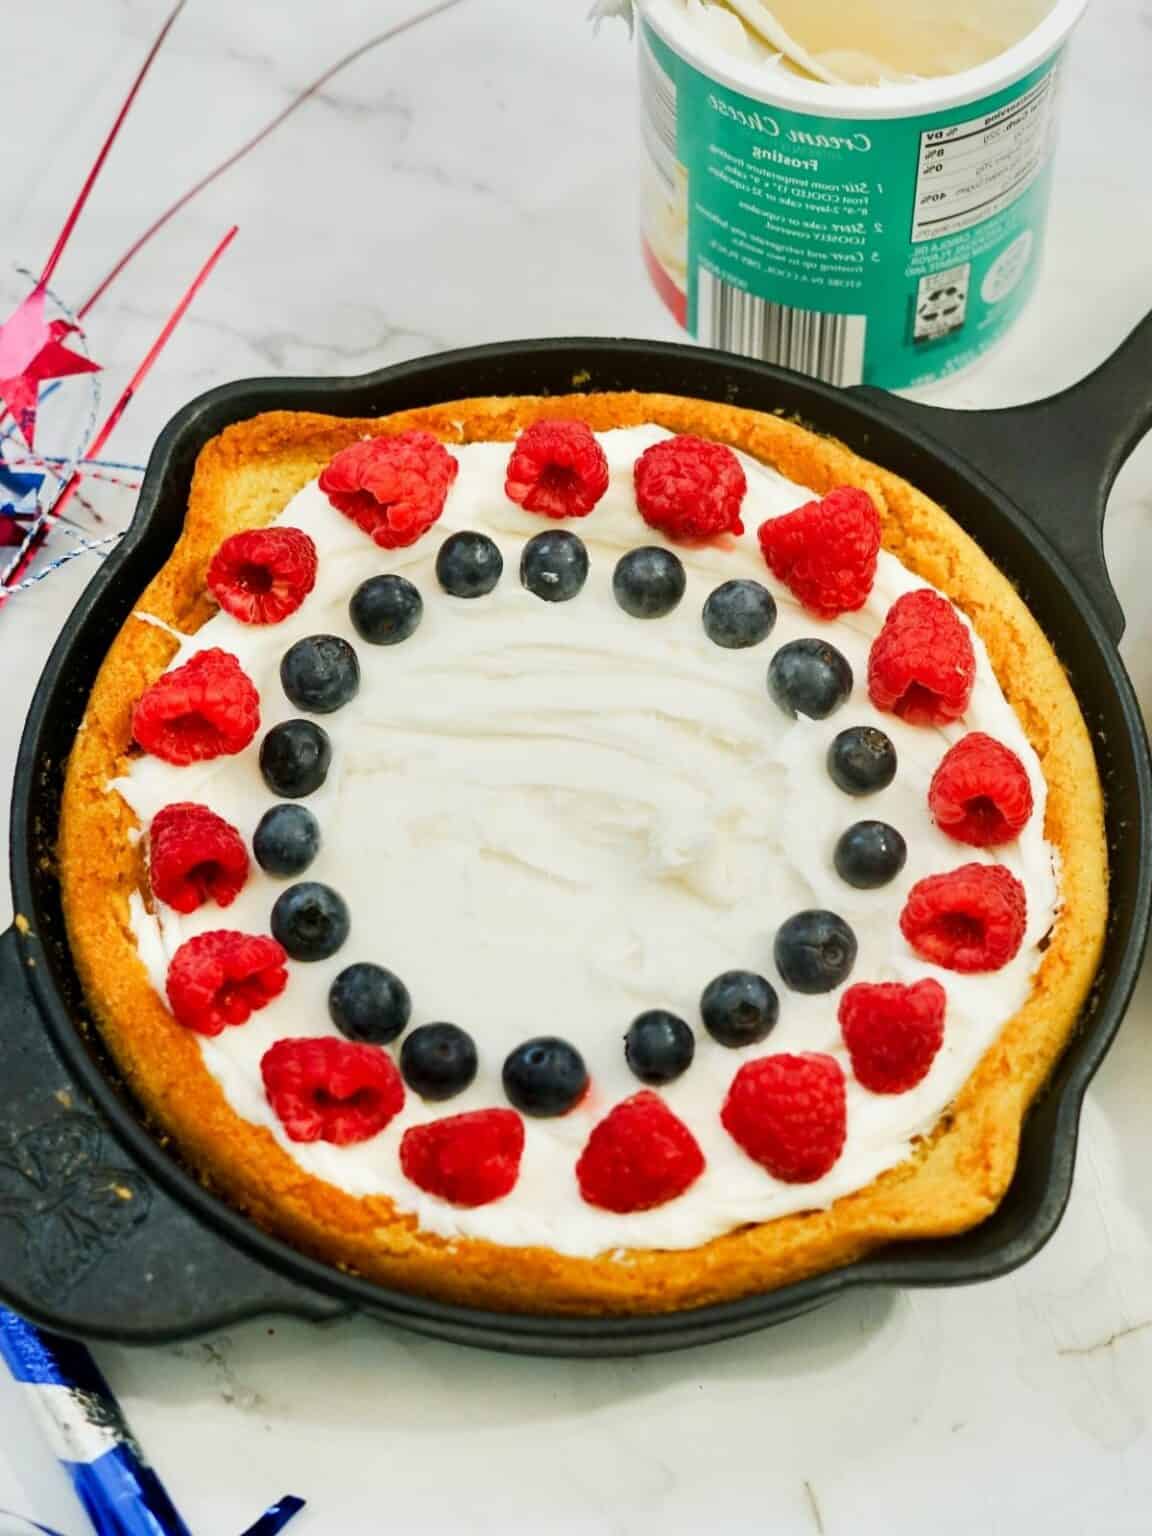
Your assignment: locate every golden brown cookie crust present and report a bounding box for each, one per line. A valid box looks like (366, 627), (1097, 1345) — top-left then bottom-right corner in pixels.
(58, 393), (1108, 1315)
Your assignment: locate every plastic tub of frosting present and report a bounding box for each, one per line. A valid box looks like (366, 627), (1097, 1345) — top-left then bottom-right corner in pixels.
(632, 0), (1088, 388)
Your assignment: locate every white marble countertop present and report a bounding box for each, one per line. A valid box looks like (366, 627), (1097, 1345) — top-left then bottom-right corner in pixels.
(2, 1), (1151, 1531)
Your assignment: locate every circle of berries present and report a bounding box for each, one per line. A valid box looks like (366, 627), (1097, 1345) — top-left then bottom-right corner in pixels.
(135, 430), (1041, 1214)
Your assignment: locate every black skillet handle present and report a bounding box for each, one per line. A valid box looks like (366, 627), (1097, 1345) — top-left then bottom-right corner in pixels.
(853, 311), (1152, 643)
(0, 926), (351, 1341)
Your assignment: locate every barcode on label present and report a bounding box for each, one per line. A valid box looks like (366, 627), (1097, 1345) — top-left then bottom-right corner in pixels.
(696, 268), (868, 386)
(639, 29), (679, 194)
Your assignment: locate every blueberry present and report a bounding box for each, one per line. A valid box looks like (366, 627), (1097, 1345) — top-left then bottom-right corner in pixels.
(834, 820), (907, 889)
(767, 639), (853, 720)
(702, 579), (777, 649)
(436, 531), (503, 598)
(280, 634), (360, 714)
(502, 1036), (588, 1117)
(328, 962), (410, 1043)
(520, 529), (589, 603)
(349, 574), (423, 645)
(827, 726), (898, 796)
(700, 969), (779, 1048)
(774, 910), (857, 994)
(270, 881), (350, 961)
(612, 546), (686, 618)
(401, 1023), (478, 1101)
(259, 720), (332, 798)
(624, 1010), (695, 1084)
(253, 804), (321, 877)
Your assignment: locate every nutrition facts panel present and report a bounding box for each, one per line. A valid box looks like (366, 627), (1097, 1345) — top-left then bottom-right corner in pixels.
(911, 72), (1057, 243)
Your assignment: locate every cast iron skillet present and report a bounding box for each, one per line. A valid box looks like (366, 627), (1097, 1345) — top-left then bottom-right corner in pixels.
(2, 325), (1150, 1357)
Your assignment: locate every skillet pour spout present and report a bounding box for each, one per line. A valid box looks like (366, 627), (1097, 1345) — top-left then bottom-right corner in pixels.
(3, 323), (1149, 1355)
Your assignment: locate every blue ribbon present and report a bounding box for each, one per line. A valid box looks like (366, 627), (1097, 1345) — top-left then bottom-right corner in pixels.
(238, 1497), (307, 1536)
(0, 1513), (65, 1534)
(0, 1499), (306, 1536)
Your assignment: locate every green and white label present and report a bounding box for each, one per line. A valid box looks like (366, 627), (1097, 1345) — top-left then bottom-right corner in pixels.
(639, 23), (1063, 389)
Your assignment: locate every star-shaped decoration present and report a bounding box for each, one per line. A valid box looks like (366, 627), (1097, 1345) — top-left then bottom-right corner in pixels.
(0, 512), (34, 549)
(0, 284), (100, 447)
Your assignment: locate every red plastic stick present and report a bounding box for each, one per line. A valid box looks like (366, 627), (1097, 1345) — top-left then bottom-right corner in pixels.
(79, 0), (465, 316)
(41, 0), (187, 287)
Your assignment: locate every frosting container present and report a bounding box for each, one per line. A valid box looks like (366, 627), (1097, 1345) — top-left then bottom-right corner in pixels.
(634, 0), (1088, 387)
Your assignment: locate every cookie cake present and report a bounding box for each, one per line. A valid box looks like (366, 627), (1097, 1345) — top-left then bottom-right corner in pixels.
(58, 390), (1108, 1314)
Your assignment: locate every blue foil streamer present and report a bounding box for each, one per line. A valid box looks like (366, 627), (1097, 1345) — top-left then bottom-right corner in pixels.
(0, 1311), (305, 1536)
(0, 1311), (191, 1536)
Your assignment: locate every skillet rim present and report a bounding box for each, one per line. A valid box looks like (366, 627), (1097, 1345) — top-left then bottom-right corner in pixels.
(10, 336), (1150, 1349)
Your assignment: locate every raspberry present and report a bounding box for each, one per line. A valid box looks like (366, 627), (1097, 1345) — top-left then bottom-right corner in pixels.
(400, 1109), (524, 1207)
(132, 649), (260, 765)
(900, 863), (1027, 972)
(504, 420), (610, 519)
(721, 1053), (846, 1183)
(839, 979), (946, 1094)
(261, 1037), (405, 1145)
(757, 486), (881, 617)
(166, 930), (287, 1036)
(634, 434), (747, 542)
(148, 802), (249, 914)
(206, 527), (317, 625)
(576, 1091), (705, 1213)
(318, 432), (458, 549)
(928, 732), (1034, 847)
(868, 589), (975, 725)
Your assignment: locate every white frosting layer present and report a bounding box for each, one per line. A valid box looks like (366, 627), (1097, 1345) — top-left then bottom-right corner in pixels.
(644, 0), (1055, 86)
(116, 425), (1059, 1257)
(651, 0), (842, 81)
